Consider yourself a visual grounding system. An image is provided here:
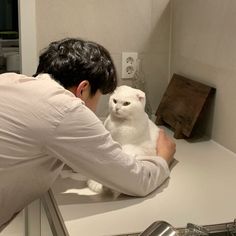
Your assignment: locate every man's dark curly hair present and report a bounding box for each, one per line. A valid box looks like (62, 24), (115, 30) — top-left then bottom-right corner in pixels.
(34, 38), (117, 95)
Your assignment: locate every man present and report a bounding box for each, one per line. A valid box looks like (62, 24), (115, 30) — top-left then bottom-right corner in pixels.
(0, 38), (175, 230)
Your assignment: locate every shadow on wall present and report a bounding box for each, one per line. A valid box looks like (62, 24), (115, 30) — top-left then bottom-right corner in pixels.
(193, 88), (216, 140)
(141, 0), (171, 112)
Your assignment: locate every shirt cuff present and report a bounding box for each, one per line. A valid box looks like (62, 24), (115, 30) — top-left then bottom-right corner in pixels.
(139, 155), (170, 175)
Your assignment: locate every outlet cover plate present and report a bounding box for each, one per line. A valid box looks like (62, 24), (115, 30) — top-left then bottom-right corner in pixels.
(121, 52), (138, 79)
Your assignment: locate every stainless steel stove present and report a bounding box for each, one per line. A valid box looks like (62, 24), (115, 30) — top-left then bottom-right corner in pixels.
(113, 219), (236, 236)
(138, 219), (236, 236)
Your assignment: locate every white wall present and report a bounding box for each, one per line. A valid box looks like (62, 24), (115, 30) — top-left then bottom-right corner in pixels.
(35, 0), (171, 117)
(18, 0), (37, 76)
(171, 0), (236, 153)
(29, 0), (236, 153)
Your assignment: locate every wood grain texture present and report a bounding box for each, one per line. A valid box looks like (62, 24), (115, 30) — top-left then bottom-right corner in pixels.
(155, 74), (216, 139)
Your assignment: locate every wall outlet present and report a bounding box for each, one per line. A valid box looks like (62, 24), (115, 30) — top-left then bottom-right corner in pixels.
(121, 52), (138, 79)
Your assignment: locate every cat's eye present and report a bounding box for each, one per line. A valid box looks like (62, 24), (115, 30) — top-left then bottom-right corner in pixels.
(123, 102), (130, 106)
(113, 99), (117, 104)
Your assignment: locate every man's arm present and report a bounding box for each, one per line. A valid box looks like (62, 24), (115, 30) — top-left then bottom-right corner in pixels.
(45, 101), (175, 196)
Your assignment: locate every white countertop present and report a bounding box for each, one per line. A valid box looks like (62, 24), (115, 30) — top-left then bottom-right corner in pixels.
(52, 129), (236, 236)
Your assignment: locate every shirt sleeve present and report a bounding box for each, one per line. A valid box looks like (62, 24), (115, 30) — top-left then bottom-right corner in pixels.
(45, 100), (170, 197)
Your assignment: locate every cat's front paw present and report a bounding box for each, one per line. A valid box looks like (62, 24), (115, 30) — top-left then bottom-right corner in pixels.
(87, 180), (104, 194)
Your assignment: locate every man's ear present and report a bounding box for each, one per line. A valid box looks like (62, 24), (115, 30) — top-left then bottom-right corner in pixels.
(75, 80), (90, 99)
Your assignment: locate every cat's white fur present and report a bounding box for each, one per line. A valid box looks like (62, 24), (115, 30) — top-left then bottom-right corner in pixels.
(105, 85), (159, 156)
(87, 85), (160, 195)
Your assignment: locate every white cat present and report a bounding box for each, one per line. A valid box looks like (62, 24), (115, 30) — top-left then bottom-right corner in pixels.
(104, 85), (159, 156)
(87, 85), (160, 195)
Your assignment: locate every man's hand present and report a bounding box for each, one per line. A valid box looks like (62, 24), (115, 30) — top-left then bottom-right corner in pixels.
(156, 129), (176, 165)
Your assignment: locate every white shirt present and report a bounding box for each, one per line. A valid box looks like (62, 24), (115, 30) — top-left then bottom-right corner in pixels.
(0, 73), (170, 229)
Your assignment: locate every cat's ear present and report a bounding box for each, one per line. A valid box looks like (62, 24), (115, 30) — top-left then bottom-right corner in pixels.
(136, 90), (146, 106)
